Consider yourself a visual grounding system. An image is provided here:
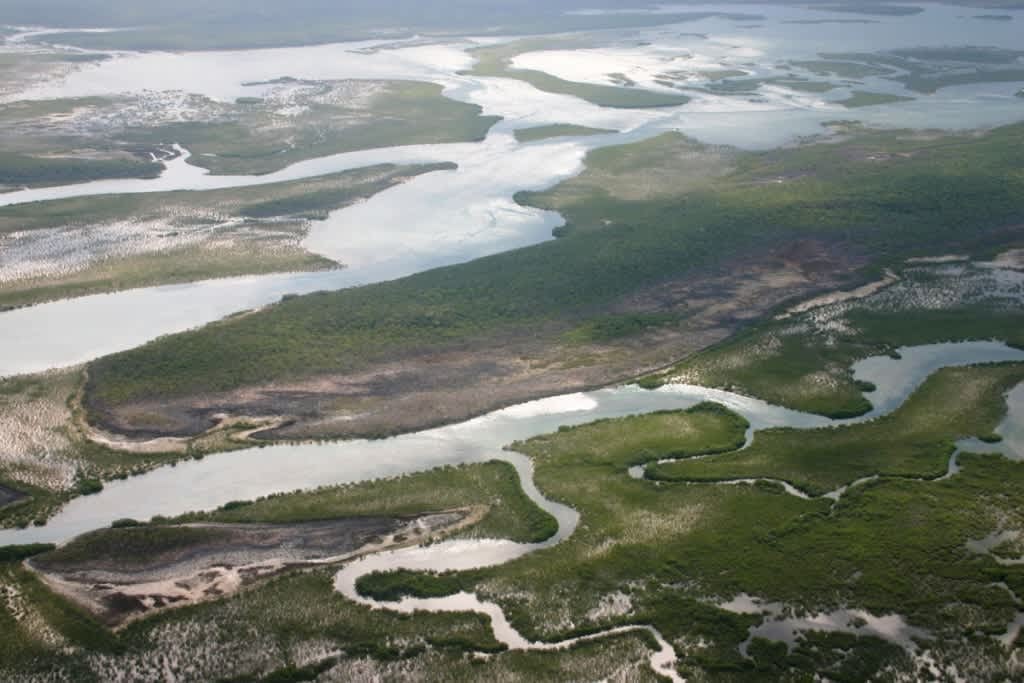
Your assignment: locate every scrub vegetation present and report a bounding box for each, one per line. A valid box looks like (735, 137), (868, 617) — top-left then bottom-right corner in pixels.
(650, 261), (1024, 417)
(83, 123), (1024, 437)
(120, 81), (498, 176)
(0, 151), (161, 190)
(513, 124), (615, 143)
(5, 360), (1024, 680)
(0, 163), (453, 308)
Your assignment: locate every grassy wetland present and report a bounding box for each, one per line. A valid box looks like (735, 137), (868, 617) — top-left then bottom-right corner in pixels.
(649, 259), (1024, 418)
(353, 364), (1024, 680)
(9, 355), (1024, 680)
(0, 80), (497, 181)
(4, 5), (1024, 681)
(0, 162), (454, 308)
(513, 124), (616, 143)
(82, 122), (1024, 440)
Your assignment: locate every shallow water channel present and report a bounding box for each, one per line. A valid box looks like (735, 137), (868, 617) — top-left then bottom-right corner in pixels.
(2, 7), (1024, 672)
(3, 341), (1020, 547)
(0, 340), (1018, 674)
(3, 3), (1024, 376)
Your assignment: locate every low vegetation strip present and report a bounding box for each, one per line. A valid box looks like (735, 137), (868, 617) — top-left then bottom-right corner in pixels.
(513, 124), (616, 143)
(173, 460), (557, 544)
(83, 124), (1024, 437)
(0, 163), (455, 309)
(0, 152), (161, 189)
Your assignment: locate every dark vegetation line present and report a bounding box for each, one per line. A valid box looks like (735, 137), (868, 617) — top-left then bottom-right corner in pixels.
(0, 152), (161, 189)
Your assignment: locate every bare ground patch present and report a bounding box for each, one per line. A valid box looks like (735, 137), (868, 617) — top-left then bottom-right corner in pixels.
(29, 508), (479, 628)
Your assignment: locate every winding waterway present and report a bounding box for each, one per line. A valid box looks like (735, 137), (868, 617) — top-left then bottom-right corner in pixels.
(0, 343), (1020, 674)
(2, 340), (1022, 676)
(3, 3), (1024, 376)
(3, 341), (1020, 548)
(2, 7), (1024, 675)
(324, 342), (1024, 674)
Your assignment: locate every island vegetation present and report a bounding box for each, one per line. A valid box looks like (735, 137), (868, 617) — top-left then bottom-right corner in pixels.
(81, 123), (1024, 440)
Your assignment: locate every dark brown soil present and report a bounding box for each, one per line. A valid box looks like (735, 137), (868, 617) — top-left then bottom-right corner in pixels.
(30, 512), (470, 627)
(33, 517), (405, 581)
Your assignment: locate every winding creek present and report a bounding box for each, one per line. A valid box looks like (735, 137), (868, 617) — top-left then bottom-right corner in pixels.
(2, 341), (1023, 676)
(3, 4), (1024, 676)
(3, 4), (1024, 375)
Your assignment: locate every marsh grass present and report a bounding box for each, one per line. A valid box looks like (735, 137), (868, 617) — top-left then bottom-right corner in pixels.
(650, 364), (1024, 494)
(513, 124), (615, 143)
(85, 123), (1024, 409)
(351, 369), (1024, 677)
(174, 461), (557, 544)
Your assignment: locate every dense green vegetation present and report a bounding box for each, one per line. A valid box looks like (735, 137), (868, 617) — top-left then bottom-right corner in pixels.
(0, 544), (55, 562)
(837, 90), (915, 108)
(0, 152), (160, 188)
(820, 47), (1024, 94)
(791, 60), (895, 79)
(824, 3), (923, 16)
(86, 123), (1024, 411)
(513, 124), (615, 143)
(650, 364), (1024, 494)
(174, 460), (556, 544)
(122, 82), (495, 176)
(350, 365), (1024, 679)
